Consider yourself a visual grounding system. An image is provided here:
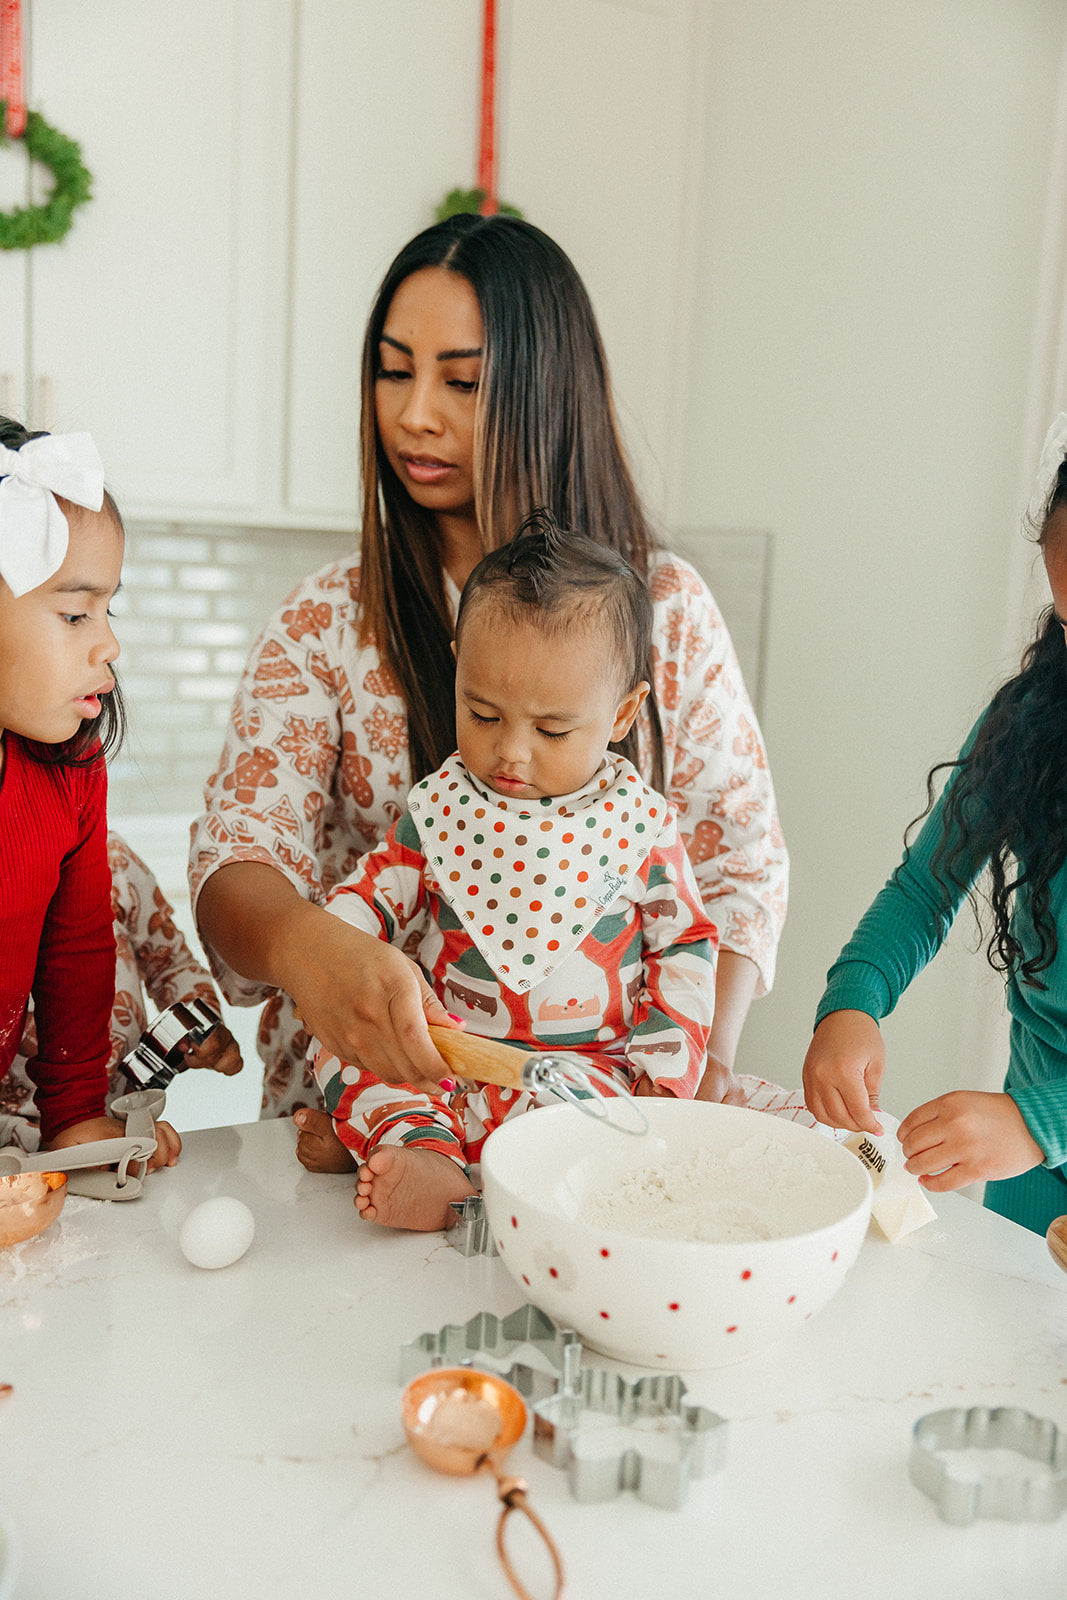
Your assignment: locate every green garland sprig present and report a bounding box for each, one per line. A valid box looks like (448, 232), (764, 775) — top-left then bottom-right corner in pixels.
(0, 104), (92, 250)
(435, 187), (523, 222)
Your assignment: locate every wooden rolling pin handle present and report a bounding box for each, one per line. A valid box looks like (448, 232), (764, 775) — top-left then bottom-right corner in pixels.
(1047, 1215), (1067, 1275)
(427, 1024), (529, 1091)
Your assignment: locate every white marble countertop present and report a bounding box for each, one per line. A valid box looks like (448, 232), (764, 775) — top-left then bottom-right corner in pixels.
(1, 1118), (1065, 1600)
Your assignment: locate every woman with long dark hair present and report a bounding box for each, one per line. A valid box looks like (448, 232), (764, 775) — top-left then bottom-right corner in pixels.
(191, 214), (787, 1156)
(804, 415), (1067, 1236)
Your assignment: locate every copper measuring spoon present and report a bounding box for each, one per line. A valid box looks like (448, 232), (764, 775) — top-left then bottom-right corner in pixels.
(0, 1171), (67, 1248)
(1047, 1215), (1067, 1274)
(401, 1368), (564, 1600)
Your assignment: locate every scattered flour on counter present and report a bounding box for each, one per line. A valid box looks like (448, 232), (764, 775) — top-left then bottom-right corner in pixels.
(0, 1196), (104, 1307)
(583, 1133), (852, 1242)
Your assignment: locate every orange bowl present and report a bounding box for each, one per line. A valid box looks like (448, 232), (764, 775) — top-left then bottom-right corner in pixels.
(0, 1172), (67, 1248)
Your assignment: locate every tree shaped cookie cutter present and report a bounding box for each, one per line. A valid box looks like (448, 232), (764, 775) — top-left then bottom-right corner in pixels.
(447, 1193), (499, 1257)
(533, 1366), (728, 1510)
(400, 1303), (582, 1404)
(910, 1406), (1067, 1525)
(0, 1089), (164, 1200)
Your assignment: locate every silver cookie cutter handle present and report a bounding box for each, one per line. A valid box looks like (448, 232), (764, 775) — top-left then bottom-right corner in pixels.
(910, 1406), (1067, 1525)
(121, 998), (220, 1090)
(0, 1088), (165, 1201)
(520, 1054), (649, 1136)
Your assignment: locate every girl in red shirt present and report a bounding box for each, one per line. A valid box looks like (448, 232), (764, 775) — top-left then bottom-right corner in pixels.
(0, 417), (180, 1167)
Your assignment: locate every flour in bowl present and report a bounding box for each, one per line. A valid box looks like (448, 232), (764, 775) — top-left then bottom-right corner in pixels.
(583, 1132), (852, 1242)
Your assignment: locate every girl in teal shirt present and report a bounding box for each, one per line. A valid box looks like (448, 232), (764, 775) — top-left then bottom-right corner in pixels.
(804, 417), (1067, 1237)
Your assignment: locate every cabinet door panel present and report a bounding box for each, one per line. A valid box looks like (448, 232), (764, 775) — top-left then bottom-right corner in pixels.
(27, 0), (290, 513)
(286, 0), (480, 521)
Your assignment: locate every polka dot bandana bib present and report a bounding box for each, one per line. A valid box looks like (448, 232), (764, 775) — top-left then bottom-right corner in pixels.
(407, 755), (667, 991)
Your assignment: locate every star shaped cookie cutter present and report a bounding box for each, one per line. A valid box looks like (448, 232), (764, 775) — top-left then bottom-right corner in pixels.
(399, 1302), (582, 1403)
(910, 1406), (1067, 1525)
(533, 1367), (728, 1509)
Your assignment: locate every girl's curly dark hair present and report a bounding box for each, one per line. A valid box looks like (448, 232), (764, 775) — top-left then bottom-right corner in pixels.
(905, 457), (1067, 987)
(0, 414), (126, 768)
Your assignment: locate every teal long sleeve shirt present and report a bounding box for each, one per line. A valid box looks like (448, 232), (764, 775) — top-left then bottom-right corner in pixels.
(815, 718), (1067, 1228)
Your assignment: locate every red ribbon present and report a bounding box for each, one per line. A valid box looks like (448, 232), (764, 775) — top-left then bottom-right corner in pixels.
(477, 0), (497, 215)
(0, 0), (25, 139)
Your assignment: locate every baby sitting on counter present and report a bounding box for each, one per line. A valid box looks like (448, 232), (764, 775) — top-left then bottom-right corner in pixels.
(303, 515), (719, 1229)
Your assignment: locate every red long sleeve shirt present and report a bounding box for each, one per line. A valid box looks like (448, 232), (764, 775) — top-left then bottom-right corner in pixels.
(1, 734), (113, 1142)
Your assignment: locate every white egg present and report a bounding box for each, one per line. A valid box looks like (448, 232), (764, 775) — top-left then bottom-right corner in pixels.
(179, 1196), (255, 1270)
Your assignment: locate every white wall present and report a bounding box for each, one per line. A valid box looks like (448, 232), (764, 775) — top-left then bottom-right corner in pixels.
(675, 1), (1067, 1114)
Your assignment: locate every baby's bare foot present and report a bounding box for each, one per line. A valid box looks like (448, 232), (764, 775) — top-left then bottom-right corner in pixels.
(355, 1145), (475, 1231)
(294, 1108), (357, 1173)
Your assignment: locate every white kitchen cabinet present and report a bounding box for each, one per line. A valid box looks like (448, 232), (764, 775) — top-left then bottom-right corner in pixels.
(1, 0), (705, 528)
(1, 0), (291, 517)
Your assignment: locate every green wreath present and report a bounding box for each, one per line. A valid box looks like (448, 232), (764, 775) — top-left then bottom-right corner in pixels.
(0, 104), (92, 250)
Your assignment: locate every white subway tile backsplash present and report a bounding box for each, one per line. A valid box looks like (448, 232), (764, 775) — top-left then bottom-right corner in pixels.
(109, 522), (347, 818)
(133, 534), (213, 564)
(134, 591), (213, 619)
(176, 676), (245, 701)
(179, 622), (248, 647)
(212, 650), (249, 676)
(177, 566), (244, 592)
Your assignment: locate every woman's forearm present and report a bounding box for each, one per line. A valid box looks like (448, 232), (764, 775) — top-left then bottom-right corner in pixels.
(196, 861), (320, 990)
(708, 949), (759, 1071)
(694, 949), (759, 1102)
(195, 860), (451, 1090)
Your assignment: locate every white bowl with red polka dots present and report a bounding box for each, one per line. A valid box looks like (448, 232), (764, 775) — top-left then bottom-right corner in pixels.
(481, 1098), (872, 1369)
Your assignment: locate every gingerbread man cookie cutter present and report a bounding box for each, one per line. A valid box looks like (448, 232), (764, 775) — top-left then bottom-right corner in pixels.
(533, 1366), (728, 1510)
(909, 1406), (1067, 1525)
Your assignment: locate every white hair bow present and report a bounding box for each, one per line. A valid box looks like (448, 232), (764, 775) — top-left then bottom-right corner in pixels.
(0, 432), (106, 598)
(1026, 413), (1067, 532)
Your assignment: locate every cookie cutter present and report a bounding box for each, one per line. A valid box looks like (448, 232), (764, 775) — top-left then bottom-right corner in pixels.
(400, 1303), (582, 1403)
(0, 1089), (164, 1201)
(910, 1407), (1067, 1525)
(447, 1193), (499, 1257)
(121, 998), (220, 1090)
(533, 1367), (728, 1510)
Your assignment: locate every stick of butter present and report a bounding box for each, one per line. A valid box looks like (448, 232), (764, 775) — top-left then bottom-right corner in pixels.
(843, 1111), (937, 1241)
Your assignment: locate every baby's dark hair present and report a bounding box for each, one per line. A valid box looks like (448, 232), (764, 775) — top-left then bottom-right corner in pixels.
(0, 415), (126, 768)
(455, 510), (658, 784)
(906, 453), (1067, 986)
(456, 509), (653, 697)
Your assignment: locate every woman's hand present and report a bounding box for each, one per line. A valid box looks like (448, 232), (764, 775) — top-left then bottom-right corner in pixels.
(45, 1115), (182, 1171)
(197, 863), (457, 1092)
(802, 1009), (885, 1134)
(282, 906), (457, 1092)
(898, 1091), (1045, 1191)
